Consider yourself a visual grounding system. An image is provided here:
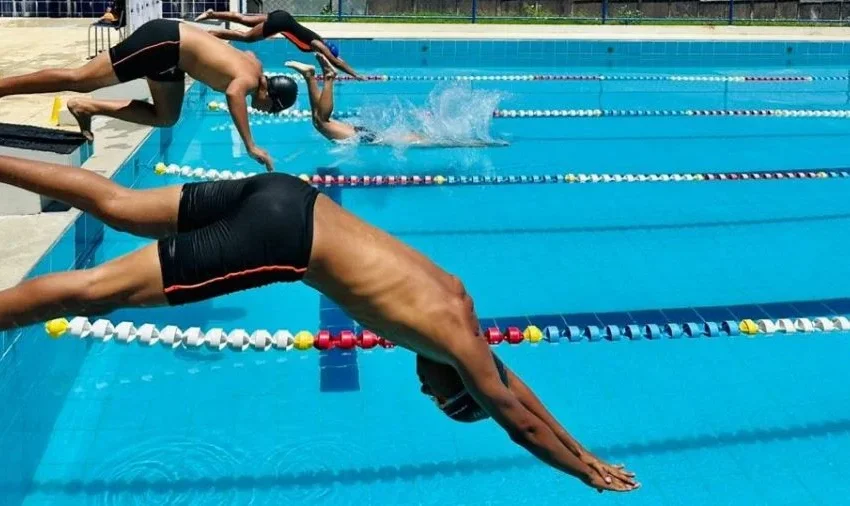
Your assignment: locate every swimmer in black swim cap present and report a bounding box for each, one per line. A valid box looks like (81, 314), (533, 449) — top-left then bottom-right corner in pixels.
(266, 75), (298, 114)
(195, 9), (363, 80)
(0, 20), (293, 171)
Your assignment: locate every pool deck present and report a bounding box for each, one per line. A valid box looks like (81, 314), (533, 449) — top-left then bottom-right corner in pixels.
(1, 18), (849, 290)
(0, 18), (153, 289)
(310, 22), (850, 41)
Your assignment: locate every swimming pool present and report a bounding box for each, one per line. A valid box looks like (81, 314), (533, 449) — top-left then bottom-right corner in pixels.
(3, 37), (850, 506)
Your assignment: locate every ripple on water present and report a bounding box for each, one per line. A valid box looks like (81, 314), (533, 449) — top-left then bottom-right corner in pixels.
(87, 436), (249, 506)
(255, 434), (369, 505)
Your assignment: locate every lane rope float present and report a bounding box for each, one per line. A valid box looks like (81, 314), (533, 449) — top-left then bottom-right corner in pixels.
(264, 72), (845, 83)
(43, 315), (850, 353)
(152, 163), (843, 186)
(207, 102), (850, 120)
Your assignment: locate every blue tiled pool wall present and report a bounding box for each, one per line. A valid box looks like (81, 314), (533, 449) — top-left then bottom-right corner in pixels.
(241, 38), (850, 68)
(0, 87), (203, 506)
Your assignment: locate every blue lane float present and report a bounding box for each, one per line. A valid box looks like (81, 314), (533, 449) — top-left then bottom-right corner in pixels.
(584, 325), (602, 342)
(624, 324), (642, 340)
(704, 321), (721, 337)
(605, 325), (622, 341)
(645, 324), (663, 340)
(566, 326), (582, 342)
(665, 323), (683, 338)
(683, 322), (703, 337)
(722, 320), (740, 336)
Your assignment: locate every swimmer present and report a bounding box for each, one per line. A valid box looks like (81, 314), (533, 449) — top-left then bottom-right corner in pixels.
(194, 9), (362, 80)
(0, 154), (638, 494)
(286, 55), (422, 145)
(0, 19), (296, 171)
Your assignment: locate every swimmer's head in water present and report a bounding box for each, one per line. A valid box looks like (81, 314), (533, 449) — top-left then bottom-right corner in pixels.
(326, 42), (340, 58)
(416, 353), (509, 423)
(254, 75), (298, 114)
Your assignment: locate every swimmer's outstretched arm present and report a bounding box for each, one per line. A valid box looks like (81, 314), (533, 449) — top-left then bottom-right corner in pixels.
(226, 77), (273, 171)
(502, 367), (638, 489)
(452, 340), (639, 492)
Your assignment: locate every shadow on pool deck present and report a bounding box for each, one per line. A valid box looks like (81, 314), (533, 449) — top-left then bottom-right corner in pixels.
(7, 415), (850, 495)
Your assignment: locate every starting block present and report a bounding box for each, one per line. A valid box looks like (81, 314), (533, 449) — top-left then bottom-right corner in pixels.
(0, 122), (92, 215)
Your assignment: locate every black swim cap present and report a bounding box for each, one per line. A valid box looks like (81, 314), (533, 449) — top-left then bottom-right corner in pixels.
(267, 75), (298, 113)
(419, 353), (509, 423)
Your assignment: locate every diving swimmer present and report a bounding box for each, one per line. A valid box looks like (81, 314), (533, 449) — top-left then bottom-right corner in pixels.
(285, 56), (396, 144)
(0, 19), (296, 171)
(194, 9), (362, 80)
(287, 55), (507, 148)
(0, 154), (638, 494)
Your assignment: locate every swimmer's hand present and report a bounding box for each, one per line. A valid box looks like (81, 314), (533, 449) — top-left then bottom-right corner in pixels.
(580, 454), (640, 493)
(249, 146), (274, 171)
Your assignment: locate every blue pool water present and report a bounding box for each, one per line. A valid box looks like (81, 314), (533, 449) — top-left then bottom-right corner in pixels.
(3, 39), (850, 506)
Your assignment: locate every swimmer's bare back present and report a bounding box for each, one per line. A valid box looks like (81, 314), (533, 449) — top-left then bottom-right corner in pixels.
(175, 22), (263, 92)
(306, 195), (471, 361)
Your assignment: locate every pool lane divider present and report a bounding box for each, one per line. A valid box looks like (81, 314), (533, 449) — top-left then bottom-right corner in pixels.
(265, 72), (846, 83)
(207, 102), (850, 120)
(42, 315), (850, 353)
(153, 163), (846, 186)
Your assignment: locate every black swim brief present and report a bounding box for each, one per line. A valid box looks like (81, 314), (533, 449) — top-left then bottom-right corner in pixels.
(158, 173), (320, 305)
(109, 19), (184, 83)
(354, 126), (378, 144)
(262, 10), (322, 51)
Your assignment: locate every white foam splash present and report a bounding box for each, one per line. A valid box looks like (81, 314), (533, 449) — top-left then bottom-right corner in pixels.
(356, 83), (505, 148)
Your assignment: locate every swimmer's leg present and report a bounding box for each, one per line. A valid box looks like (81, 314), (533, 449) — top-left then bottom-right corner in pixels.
(65, 79), (184, 141)
(286, 62), (355, 141)
(286, 61), (322, 114)
(196, 9), (267, 26)
(315, 53), (338, 122)
(0, 155), (181, 239)
(0, 243), (167, 331)
(0, 53), (118, 98)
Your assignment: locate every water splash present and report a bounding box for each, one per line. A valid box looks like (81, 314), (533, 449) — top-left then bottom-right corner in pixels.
(356, 83), (505, 148)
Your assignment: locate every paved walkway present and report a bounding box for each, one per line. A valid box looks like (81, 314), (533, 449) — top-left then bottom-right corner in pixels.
(0, 18), (94, 128)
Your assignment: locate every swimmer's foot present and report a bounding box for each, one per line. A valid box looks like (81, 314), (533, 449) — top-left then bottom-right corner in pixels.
(285, 61), (315, 78)
(194, 9), (214, 21)
(315, 53), (337, 80)
(66, 99), (94, 142)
